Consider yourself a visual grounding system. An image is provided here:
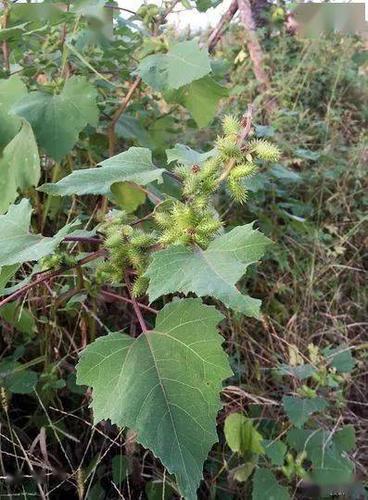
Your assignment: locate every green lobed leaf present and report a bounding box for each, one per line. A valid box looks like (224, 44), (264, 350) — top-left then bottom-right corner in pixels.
(263, 440), (287, 466)
(0, 120), (40, 214)
(167, 76), (228, 128)
(0, 359), (38, 394)
(286, 427), (355, 486)
(282, 396), (328, 428)
(0, 199), (78, 267)
(224, 413), (264, 456)
(76, 298), (232, 500)
(12, 76), (99, 161)
(166, 144), (216, 167)
(38, 147), (165, 196)
(115, 114), (153, 148)
(145, 223), (271, 319)
(252, 468), (290, 500)
(0, 76), (28, 150)
(137, 40), (211, 91)
(323, 345), (355, 373)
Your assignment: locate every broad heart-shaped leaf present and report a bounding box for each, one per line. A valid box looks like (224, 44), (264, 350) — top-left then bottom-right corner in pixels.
(137, 40), (211, 91)
(38, 147), (165, 196)
(0, 120), (40, 214)
(252, 468), (290, 500)
(263, 440), (287, 466)
(282, 396), (328, 428)
(12, 76), (99, 161)
(0, 359), (38, 394)
(166, 144), (216, 167)
(166, 76), (229, 128)
(287, 427), (355, 486)
(76, 298), (232, 500)
(0, 76), (27, 150)
(323, 345), (355, 373)
(145, 223), (271, 319)
(0, 199), (77, 267)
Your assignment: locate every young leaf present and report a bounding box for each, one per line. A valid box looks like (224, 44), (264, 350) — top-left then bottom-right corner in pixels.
(252, 469), (290, 500)
(137, 40), (211, 91)
(0, 120), (40, 214)
(282, 396), (328, 428)
(76, 298), (232, 500)
(145, 223), (271, 319)
(334, 425), (356, 453)
(38, 147), (165, 196)
(224, 413), (264, 455)
(0, 76), (28, 149)
(12, 76), (99, 161)
(0, 199), (77, 266)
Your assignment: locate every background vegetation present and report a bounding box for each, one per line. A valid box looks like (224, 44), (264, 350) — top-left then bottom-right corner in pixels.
(0, 1), (367, 498)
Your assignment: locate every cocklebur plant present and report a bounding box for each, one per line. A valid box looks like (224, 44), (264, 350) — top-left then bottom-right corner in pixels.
(0, 114), (279, 500)
(93, 115), (280, 298)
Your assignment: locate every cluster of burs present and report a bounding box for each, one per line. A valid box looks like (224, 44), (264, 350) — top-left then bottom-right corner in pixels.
(97, 116), (280, 296)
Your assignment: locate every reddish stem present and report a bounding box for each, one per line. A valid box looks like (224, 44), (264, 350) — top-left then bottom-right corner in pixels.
(0, 249), (106, 308)
(100, 290), (157, 314)
(124, 272), (148, 333)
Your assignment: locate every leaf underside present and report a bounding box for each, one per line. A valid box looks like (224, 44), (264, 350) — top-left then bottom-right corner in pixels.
(137, 40), (211, 91)
(76, 298), (232, 500)
(38, 147), (165, 196)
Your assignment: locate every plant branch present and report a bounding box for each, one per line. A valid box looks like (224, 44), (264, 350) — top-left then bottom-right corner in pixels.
(0, 249), (106, 308)
(100, 290), (157, 314)
(207, 0), (238, 53)
(108, 76), (142, 157)
(1, 0), (10, 72)
(124, 272), (149, 333)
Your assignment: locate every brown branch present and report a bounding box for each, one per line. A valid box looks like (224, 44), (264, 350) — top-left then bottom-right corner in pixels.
(237, 0), (276, 113)
(107, 76), (142, 157)
(208, 0), (238, 53)
(1, 0), (10, 72)
(0, 249), (106, 308)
